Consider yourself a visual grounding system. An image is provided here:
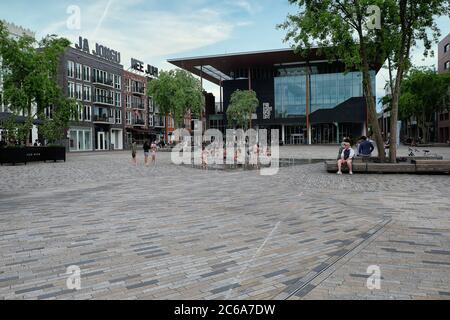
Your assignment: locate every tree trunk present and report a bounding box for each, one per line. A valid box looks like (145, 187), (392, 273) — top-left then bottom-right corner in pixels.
(355, 15), (386, 162)
(389, 0), (413, 163)
(360, 50), (386, 161)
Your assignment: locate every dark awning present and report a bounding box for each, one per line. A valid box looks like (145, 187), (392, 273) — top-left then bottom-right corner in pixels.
(0, 112), (45, 125)
(127, 128), (158, 135)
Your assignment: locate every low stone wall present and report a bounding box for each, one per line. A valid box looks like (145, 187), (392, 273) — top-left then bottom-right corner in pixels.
(326, 160), (450, 174)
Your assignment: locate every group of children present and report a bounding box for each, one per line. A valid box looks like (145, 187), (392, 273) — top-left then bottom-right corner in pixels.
(131, 141), (157, 166)
(200, 143), (272, 170)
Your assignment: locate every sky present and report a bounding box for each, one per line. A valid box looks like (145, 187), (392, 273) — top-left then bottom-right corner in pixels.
(1, 0), (449, 109)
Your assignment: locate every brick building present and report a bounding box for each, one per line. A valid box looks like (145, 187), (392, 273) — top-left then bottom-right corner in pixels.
(438, 33), (450, 143)
(123, 70), (150, 145)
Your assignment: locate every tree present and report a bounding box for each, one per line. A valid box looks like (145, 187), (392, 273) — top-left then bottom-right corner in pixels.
(398, 68), (450, 143)
(0, 21), (76, 145)
(279, 0), (449, 162)
(227, 90), (259, 129)
(148, 69), (204, 128)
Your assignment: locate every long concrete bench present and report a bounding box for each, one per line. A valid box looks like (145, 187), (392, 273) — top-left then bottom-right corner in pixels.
(413, 160), (450, 174)
(352, 155), (443, 163)
(325, 161), (449, 174)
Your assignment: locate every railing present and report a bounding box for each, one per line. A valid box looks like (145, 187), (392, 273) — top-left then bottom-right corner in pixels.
(94, 96), (114, 106)
(131, 86), (145, 95)
(93, 115), (109, 123)
(131, 103), (145, 110)
(92, 76), (114, 87)
(133, 119), (145, 126)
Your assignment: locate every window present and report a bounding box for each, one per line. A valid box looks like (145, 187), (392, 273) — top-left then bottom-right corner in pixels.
(67, 61), (75, 78)
(93, 69), (109, 85)
(109, 108), (114, 122)
(78, 103), (83, 120)
(115, 92), (121, 108)
(114, 75), (121, 90)
(76, 83), (83, 100)
(84, 105), (92, 122)
(44, 106), (54, 119)
(76, 63), (82, 80)
(148, 114), (154, 127)
(69, 129), (92, 152)
(83, 65), (91, 82)
(115, 109), (122, 124)
(445, 61), (450, 71)
(125, 79), (131, 92)
(83, 85), (91, 102)
(274, 70), (373, 118)
(445, 43), (449, 53)
(126, 111), (132, 125)
(126, 95), (131, 108)
(68, 82), (75, 98)
(94, 88), (113, 105)
(148, 97), (154, 113)
(70, 103), (83, 121)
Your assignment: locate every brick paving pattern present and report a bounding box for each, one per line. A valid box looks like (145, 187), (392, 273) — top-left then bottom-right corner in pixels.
(0, 146), (449, 300)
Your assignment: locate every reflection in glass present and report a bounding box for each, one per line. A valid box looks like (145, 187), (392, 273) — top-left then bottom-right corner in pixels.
(274, 71), (376, 118)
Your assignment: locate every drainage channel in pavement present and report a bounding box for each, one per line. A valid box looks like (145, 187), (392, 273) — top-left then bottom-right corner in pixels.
(276, 218), (392, 300)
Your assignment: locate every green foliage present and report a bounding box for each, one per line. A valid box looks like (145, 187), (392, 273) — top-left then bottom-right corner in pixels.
(39, 100), (78, 145)
(399, 68), (450, 142)
(227, 90), (259, 129)
(279, 0), (449, 161)
(0, 21), (73, 144)
(148, 69), (204, 127)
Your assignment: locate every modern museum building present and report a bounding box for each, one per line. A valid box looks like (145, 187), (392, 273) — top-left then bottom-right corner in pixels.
(169, 48), (381, 145)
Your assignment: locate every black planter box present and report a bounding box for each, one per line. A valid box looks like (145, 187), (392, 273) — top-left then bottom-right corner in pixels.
(0, 147), (66, 165)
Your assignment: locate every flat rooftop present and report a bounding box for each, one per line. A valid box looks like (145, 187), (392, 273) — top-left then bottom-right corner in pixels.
(168, 48), (383, 85)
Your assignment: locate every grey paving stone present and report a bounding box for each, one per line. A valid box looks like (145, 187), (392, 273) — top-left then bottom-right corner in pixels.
(126, 280), (159, 290)
(211, 283), (241, 295)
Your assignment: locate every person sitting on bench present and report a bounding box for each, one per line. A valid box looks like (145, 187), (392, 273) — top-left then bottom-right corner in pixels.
(358, 136), (375, 157)
(337, 142), (355, 175)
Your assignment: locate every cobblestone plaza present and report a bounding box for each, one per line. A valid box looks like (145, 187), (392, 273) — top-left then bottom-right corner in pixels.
(0, 146), (449, 300)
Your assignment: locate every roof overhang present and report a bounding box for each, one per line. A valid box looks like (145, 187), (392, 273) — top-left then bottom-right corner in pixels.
(168, 48), (383, 85)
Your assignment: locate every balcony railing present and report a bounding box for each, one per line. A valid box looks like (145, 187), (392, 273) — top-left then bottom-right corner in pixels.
(133, 119), (146, 126)
(94, 95), (114, 106)
(93, 115), (112, 123)
(131, 86), (145, 95)
(154, 120), (165, 128)
(131, 103), (145, 110)
(92, 76), (114, 87)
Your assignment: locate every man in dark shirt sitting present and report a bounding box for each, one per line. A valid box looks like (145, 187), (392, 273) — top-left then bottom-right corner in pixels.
(358, 136), (375, 157)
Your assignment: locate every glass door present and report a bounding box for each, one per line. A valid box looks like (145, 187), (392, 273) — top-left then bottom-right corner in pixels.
(97, 132), (106, 151)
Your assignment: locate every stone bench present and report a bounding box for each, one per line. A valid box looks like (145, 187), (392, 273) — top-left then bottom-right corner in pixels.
(413, 160), (450, 174)
(325, 161), (444, 174)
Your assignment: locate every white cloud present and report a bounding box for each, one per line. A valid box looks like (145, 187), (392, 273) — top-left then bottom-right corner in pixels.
(225, 0), (262, 15)
(38, 0), (236, 69)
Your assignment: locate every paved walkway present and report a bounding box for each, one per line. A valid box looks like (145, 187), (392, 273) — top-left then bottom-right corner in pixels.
(0, 146), (449, 300)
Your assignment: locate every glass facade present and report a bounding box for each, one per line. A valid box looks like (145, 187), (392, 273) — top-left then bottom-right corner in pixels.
(275, 71), (376, 118)
(69, 129), (92, 152)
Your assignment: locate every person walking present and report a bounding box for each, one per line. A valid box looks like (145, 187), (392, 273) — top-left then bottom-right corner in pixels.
(131, 141), (138, 166)
(143, 141), (151, 166)
(151, 141), (157, 165)
(202, 146), (208, 170)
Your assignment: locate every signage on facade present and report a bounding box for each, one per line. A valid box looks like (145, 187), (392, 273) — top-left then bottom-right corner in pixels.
(75, 36), (121, 64)
(263, 103), (272, 120)
(131, 58), (159, 77)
